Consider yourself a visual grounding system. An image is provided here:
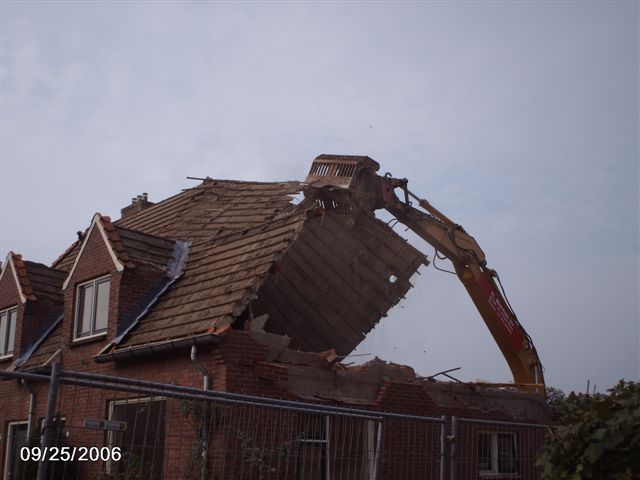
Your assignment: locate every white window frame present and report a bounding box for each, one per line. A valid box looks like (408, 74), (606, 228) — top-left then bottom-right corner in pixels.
(3, 420), (28, 480)
(0, 306), (18, 359)
(478, 431), (518, 477)
(73, 275), (110, 341)
(106, 396), (166, 476)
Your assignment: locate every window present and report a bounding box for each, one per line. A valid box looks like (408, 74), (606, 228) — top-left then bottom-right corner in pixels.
(74, 276), (110, 339)
(107, 397), (165, 479)
(296, 416), (376, 480)
(297, 415), (329, 480)
(478, 432), (518, 476)
(0, 307), (17, 358)
(3, 421), (28, 480)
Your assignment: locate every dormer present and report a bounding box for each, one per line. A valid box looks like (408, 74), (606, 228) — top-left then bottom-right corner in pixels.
(61, 213), (177, 348)
(0, 252), (65, 365)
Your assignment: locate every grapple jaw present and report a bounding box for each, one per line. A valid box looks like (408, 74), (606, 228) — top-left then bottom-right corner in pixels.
(304, 154), (389, 213)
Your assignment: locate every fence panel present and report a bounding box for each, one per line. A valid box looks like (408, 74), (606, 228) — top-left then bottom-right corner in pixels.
(1, 368), (552, 480)
(380, 414), (446, 480)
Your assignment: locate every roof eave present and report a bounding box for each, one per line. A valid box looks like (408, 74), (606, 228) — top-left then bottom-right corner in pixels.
(94, 333), (220, 364)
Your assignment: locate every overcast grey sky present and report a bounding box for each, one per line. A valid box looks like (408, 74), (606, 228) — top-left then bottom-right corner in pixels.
(1, 1), (638, 394)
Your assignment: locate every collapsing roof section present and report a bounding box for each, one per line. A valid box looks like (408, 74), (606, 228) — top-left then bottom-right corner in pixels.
(91, 176), (425, 357)
(255, 210), (425, 355)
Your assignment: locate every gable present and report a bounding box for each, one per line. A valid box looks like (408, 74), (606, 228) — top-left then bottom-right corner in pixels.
(62, 214), (126, 290)
(0, 254), (33, 306)
(0, 263), (22, 308)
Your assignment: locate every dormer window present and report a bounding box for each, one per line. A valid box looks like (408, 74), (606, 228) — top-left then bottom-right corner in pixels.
(0, 307), (17, 358)
(74, 276), (110, 340)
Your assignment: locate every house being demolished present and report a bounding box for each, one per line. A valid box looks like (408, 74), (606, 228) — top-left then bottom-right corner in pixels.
(0, 155), (551, 480)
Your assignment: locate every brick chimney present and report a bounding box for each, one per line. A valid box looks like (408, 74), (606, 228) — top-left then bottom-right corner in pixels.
(121, 193), (155, 219)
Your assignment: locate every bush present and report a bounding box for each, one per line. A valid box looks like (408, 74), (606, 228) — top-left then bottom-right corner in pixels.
(537, 380), (640, 479)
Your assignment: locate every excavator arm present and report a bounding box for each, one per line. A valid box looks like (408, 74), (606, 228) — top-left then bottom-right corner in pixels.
(305, 155), (545, 393)
(383, 184), (544, 392)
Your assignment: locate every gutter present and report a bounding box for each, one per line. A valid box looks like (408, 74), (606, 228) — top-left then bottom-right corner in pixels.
(190, 344), (210, 480)
(94, 334), (220, 364)
(22, 380), (36, 439)
(190, 344), (210, 391)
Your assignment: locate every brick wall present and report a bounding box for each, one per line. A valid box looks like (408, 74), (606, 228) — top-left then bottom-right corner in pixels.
(0, 264), (24, 366)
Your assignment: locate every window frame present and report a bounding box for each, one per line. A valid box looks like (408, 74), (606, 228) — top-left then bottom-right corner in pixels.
(478, 431), (519, 477)
(3, 420), (28, 480)
(73, 275), (110, 341)
(0, 306), (18, 359)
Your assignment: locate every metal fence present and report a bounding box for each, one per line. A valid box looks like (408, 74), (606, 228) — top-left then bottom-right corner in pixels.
(0, 366), (550, 480)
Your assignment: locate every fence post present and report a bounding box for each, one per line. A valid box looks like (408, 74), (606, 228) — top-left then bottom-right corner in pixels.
(449, 416), (458, 480)
(372, 418), (385, 480)
(439, 415), (447, 480)
(36, 362), (61, 480)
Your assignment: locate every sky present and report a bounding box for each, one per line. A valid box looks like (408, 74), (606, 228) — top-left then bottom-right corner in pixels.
(1, 1), (638, 394)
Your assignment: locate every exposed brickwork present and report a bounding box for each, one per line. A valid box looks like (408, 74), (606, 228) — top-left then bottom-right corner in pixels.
(0, 263), (23, 367)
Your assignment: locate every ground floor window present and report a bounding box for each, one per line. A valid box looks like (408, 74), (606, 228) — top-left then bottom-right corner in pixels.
(297, 415), (329, 480)
(107, 397), (165, 479)
(478, 431), (518, 476)
(297, 415), (376, 480)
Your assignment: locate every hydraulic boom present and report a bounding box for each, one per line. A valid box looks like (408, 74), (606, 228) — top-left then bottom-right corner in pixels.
(305, 155), (545, 394)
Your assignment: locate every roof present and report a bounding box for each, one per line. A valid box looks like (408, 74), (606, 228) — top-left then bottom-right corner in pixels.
(254, 209), (426, 354)
(52, 180), (302, 272)
(114, 226), (175, 273)
(0, 252), (66, 304)
(17, 316), (63, 370)
(62, 214), (177, 289)
(22, 261), (66, 303)
(112, 210), (308, 350)
(31, 174), (425, 361)
(116, 179), (302, 240)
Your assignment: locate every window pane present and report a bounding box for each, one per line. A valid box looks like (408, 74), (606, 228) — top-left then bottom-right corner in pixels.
(0, 312), (7, 355)
(94, 280), (110, 333)
(77, 284), (94, 337)
(478, 433), (492, 471)
(6, 310), (16, 354)
(497, 433), (518, 473)
(110, 399), (165, 480)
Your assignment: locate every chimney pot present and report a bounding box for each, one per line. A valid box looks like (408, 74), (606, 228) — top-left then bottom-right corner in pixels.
(122, 192), (155, 219)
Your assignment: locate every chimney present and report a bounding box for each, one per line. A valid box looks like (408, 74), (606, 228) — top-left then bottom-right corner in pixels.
(121, 192), (155, 219)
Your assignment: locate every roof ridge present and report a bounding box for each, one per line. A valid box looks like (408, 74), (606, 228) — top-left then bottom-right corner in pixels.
(196, 178), (300, 186)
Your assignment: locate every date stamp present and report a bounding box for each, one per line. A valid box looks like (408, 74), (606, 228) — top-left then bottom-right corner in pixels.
(20, 446), (121, 462)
